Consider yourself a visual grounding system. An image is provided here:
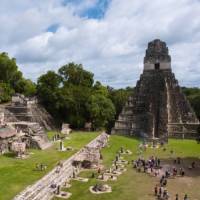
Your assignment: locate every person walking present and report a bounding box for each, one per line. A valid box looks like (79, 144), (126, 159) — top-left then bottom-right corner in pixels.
(184, 194), (189, 200)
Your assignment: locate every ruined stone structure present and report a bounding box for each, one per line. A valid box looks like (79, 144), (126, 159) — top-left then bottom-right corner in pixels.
(7, 122), (52, 150)
(3, 94), (55, 130)
(0, 101), (52, 153)
(61, 123), (72, 135)
(73, 132), (109, 168)
(112, 39), (199, 140)
(0, 125), (17, 154)
(14, 133), (109, 200)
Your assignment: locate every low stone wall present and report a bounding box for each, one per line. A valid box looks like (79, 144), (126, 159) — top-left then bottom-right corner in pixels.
(13, 132), (109, 200)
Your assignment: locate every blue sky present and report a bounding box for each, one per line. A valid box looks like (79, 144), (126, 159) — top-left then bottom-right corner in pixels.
(62, 0), (110, 19)
(0, 0), (200, 88)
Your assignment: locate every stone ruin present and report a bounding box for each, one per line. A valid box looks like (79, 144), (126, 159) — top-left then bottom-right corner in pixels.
(13, 133), (109, 200)
(2, 93), (55, 130)
(0, 121), (51, 154)
(84, 122), (92, 131)
(0, 124), (17, 154)
(0, 94), (53, 154)
(0, 111), (4, 125)
(61, 123), (72, 135)
(73, 133), (109, 169)
(89, 183), (112, 194)
(74, 146), (101, 168)
(11, 141), (26, 158)
(112, 39), (199, 140)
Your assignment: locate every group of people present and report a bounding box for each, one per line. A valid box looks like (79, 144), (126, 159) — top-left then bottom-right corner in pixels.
(155, 186), (189, 200)
(132, 156), (161, 175)
(154, 169), (190, 200)
(175, 194), (190, 200)
(132, 154), (192, 200)
(154, 185), (169, 199)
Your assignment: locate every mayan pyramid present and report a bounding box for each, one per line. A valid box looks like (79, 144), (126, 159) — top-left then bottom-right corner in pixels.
(112, 39), (199, 140)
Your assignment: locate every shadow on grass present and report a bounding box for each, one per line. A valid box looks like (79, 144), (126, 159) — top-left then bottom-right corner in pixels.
(2, 152), (16, 158)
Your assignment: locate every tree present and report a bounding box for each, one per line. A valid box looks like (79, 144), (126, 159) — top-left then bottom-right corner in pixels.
(87, 94), (116, 130)
(37, 71), (62, 115)
(23, 79), (37, 96)
(0, 83), (14, 103)
(0, 52), (23, 90)
(0, 52), (36, 100)
(93, 81), (109, 97)
(58, 85), (92, 128)
(58, 63), (94, 87)
(14, 79), (36, 97)
(37, 66), (94, 128)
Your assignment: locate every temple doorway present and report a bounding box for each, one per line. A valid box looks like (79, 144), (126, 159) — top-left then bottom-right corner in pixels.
(155, 63), (160, 70)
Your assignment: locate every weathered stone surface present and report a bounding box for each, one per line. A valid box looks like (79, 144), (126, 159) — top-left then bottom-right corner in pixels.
(0, 111), (4, 125)
(13, 133), (109, 200)
(61, 124), (71, 135)
(0, 125), (17, 154)
(112, 39), (199, 140)
(2, 94), (55, 130)
(7, 122), (52, 150)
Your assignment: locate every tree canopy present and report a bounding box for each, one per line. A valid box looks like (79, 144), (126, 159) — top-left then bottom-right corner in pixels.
(37, 63), (116, 130)
(0, 52), (36, 102)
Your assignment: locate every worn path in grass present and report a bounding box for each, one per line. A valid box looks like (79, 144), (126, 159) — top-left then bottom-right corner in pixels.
(0, 131), (99, 200)
(54, 135), (200, 200)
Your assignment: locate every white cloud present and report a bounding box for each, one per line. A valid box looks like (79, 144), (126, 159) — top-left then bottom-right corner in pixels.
(1, 0), (200, 88)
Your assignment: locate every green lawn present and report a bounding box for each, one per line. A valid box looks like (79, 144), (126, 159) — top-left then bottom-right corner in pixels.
(54, 135), (200, 200)
(0, 131), (99, 200)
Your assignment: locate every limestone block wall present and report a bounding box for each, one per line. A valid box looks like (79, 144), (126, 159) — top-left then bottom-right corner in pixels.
(112, 70), (199, 139)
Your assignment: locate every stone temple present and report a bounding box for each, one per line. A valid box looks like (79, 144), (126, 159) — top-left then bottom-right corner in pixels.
(112, 39), (199, 141)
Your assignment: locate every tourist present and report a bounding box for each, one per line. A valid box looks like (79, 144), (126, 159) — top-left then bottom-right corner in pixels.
(191, 161), (195, 168)
(56, 185), (60, 195)
(177, 157), (181, 164)
(173, 167), (177, 177)
(98, 168), (101, 173)
(175, 194), (179, 200)
(165, 191), (170, 199)
(163, 189), (169, 199)
(162, 178), (167, 187)
(165, 170), (170, 178)
(159, 186), (163, 197)
(72, 171), (76, 178)
(180, 168), (185, 177)
(158, 158), (161, 167)
(56, 166), (61, 173)
(35, 163), (40, 170)
(184, 194), (189, 200)
(91, 172), (95, 178)
(174, 159), (177, 164)
(154, 185), (158, 196)
(51, 182), (57, 189)
(116, 155), (119, 162)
